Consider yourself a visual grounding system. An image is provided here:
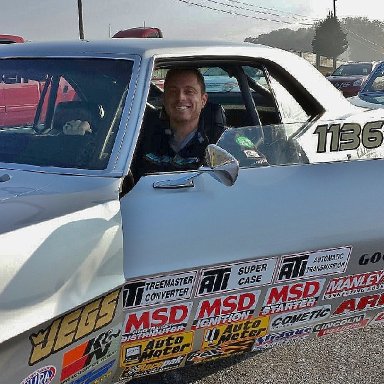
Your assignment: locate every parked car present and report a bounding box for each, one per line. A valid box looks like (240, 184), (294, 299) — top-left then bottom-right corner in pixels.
(112, 27), (163, 38)
(0, 34), (25, 44)
(326, 61), (377, 97)
(348, 61), (384, 109)
(2, 39), (384, 384)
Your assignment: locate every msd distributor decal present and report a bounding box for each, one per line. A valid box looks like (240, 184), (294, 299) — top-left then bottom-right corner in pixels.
(260, 279), (325, 316)
(313, 314), (368, 337)
(323, 269), (384, 299)
(122, 271), (197, 309)
(20, 366), (56, 384)
(275, 246), (351, 282)
(333, 293), (384, 316)
(201, 317), (269, 349)
(192, 291), (260, 329)
(270, 305), (331, 331)
(122, 302), (193, 342)
(196, 258), (277, 297)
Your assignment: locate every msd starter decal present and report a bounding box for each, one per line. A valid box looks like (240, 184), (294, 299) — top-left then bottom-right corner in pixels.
(323, 269), (384, 299)
(333, 293), (384, 316)
(313, 315), (368, 337)
(122, 302), (193, 342)
(20, 365), (56, 384)
(196, 257), (277, 296)
(28, 289), (120, 366)
(260, 279), (325, 316)
(192, 290), (260, 329)
(275, 246), (351, 282)
(122, 271), (197, 309)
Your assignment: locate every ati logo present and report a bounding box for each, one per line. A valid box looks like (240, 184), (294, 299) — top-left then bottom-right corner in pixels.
(60, 328), (120, 381)
(277, 255), (309, 281)
(334, 293), (384, 315)
(198, 268), (231, 295)
(123, 281), (146, 308)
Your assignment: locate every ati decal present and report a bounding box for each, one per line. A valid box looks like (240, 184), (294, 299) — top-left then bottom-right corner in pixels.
(359, 252), (384, 266)
(323, 270), (384, 299)
(120, 356), (184, 380)
(29, 289), (120, 366)
(122, 271), (196, 308)
(192, 291), (260, 329)
(275, 246), (351, 282)
(197, 258), (277, 296)
(369, 311), (384, 326)
(201, 317), (268, 349)
(120, 332), (193, 367)
(333, 293), (384, 316)
(122, 302), (192, 342)
(313, 314), (365, 334)
(70, 360), (115, 384)
(260, 280), (325, 316)
(270, 305), (331, 331)
(252, 327), (312, 351)
(20, 365), (56, 384)
(60, 327), (120, 382)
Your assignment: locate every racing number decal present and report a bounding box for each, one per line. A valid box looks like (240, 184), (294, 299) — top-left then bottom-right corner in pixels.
(314, 121), (384, 153)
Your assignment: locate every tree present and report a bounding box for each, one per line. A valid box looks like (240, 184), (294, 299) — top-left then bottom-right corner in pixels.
(312, 13), (348, 68)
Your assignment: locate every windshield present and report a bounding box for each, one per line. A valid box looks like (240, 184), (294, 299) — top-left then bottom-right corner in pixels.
(0, 58), (132, 170)
(332, 63), (372, 76)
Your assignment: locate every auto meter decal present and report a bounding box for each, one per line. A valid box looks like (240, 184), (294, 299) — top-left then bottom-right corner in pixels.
(69, 360), (115, 384)
(252, 327), (312, 351)
(20, 365), (56, 384)
(275, 246), (351, 282)
(122, 271), (197, 309)
(201, 317), (269, 349)
(323, 269), (384, 300)
(270, 305), (331, 331)
(122, 302), (193, 342)
(28, 289), (120, 366)
(60, 326), (120, 382)
(192, 290), (260, 329)
(333, 293), (384, 316)
(260, 279), (325, 316)
(120, 331), (194, 367)
(313, 314), (367, 337)
(196, 257), (277, 296)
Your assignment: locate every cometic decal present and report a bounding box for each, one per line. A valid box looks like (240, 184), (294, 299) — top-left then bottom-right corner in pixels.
(28, 289), (120, 366)
(196, 258), (277, 296)
(201, 317), (269, 349)
(323, 270), (384, 300)
(120, 331), (193, 367)
(260, 279), (325, 316)
(20, 366), (56, 384)
(122, 271), (197, 309)
(313, 315), (367, 336)
(275, 246), (351, 282)
(333, 293), (384, 316)
(122, 302), (193, 342)
(192, 291), (260, 329)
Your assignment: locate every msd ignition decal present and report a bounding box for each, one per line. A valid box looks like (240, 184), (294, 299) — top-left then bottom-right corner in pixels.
(70, 360), (115, 384)
(20, 366), (56, 384)
(122, 271), (196, 309)
(60, 326), (120, 382)
(120, 331), (193, 367)
(260, 279), (325, 316)
(323, 269), (384, 300)
(122, 302), (193, 342)
(252, 327), (312, 351)
(197, 258), (277, 296)
(275, 246), (351, 282)
(313, 315), (368, 337)
(314, 120), (384, 154)
(192, 291), (260, 329)
(270, 305), (331, 331)
(369, 311), (384, 326)
(29, 289), (120, 366)
(333, 293), (384, 316)
(201, 317), (269, 349)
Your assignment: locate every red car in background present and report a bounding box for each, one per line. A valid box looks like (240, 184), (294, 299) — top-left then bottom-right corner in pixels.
(0, 34), (25, 44)
(112, 27), (163, 38)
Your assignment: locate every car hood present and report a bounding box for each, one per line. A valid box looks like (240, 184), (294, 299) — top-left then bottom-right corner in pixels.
(327, 75), (366, 82)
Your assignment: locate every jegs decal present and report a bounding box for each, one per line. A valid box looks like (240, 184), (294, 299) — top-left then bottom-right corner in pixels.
(192, 291), (260, 329)
(323, 270), (384, 300)
(122, 271), (196, 309)
(196, 258), (277, 296)
(20, 365), (56, 384)
(260, 279), (325, 316)
(275, 246), (351, 282)
(314, 120), (384, 153)
(333, 293), (384, 316)
(28, 289), (120, 366)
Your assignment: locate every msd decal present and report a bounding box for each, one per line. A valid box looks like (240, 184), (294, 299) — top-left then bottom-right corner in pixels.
(20, 366), (56, 384)
(122, 302), (193, 342)
(333, 293), (384, 316)
(323, 270), (384, 299)
(192, 291), (260, 329)
(260, 279), (325, 316)
(275, 246), (351, 282)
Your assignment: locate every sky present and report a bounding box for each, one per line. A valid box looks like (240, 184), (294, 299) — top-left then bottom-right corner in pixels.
(0, 0), (383, 42)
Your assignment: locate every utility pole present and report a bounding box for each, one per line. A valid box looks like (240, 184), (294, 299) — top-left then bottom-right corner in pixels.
(77, 0), (84, 40)
(333, 0), (337, 18)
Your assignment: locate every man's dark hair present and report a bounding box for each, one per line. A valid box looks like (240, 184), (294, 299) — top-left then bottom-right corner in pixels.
(164, 68), (206, 93)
